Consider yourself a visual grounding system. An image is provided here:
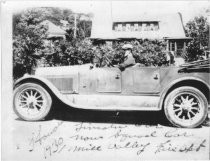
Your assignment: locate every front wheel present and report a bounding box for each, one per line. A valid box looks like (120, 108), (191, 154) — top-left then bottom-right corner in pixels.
(13, 83), (52, 121)
(164, 86), (208, 128)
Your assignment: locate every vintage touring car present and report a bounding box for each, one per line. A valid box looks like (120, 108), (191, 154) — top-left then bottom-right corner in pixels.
(13, 59), (210, 128)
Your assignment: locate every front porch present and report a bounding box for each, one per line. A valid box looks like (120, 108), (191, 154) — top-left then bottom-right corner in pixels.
(165, 37), (192, 57)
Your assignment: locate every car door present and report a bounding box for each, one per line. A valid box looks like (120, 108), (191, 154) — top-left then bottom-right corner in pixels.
(132, 67), (161, 94)
(96, 67), (122, 93)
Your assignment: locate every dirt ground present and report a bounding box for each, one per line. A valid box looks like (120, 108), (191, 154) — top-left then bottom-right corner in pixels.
(2, 104), (210, 161)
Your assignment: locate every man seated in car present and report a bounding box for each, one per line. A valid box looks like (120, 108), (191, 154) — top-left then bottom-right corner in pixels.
(117, 44), (136, 71)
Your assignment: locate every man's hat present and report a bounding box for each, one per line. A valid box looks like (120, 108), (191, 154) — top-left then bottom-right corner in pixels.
(122, 44), (133, 50)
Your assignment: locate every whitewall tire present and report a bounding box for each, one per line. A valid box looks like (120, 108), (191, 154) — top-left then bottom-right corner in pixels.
(164, 86), (208, 128)
(13, 83), (52, 121)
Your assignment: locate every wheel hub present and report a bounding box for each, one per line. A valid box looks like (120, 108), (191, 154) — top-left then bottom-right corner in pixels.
(27, 97), (35, 104)
(180, 101), (192, 111)
(17, 88), (45, 114)
(28, 102), (34, 109)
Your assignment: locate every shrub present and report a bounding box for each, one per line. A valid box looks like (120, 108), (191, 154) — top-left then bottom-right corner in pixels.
(94, 39), (168, 67)
(43, 38), (94, 67)
(43, 38), (168, 68)
(124, 39), (168, 66)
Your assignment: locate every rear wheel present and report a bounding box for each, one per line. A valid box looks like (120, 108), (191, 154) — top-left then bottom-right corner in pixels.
(13, 83), (52, 121)
(164, 86), (208, 128)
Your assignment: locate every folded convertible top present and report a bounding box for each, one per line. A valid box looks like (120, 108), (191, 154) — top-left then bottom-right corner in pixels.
(179, 58), (210, 73)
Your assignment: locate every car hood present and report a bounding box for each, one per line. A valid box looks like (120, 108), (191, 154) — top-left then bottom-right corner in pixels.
(35, 63), (93, 76)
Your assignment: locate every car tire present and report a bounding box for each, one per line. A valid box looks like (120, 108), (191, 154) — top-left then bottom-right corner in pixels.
(13, 83), (52, 121)
(164, 86), (208, 128)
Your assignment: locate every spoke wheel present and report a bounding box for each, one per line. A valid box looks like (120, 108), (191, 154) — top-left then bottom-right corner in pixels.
(164, 86), (208, 128)
(14, 83), (52, 121)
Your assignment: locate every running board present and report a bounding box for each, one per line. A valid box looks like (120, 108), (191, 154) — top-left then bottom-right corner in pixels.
(63, 94), (161, 111)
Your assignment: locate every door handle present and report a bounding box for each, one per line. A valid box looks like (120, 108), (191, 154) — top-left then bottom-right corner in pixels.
(153, 74), (159, 80)
(115, 75), (120, 79)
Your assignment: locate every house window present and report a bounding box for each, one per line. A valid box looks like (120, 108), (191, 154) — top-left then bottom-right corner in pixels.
(176, 42), (184, 56)
(150, 23), (155, 31)
(114, 24), (118, 31)
(138, 23), (142, 31)
(154, 22), (159, 30)
(113, 21), (159, 32)
(146, 23), (150, 31)
(122, 24), (126, 31)
(130, 23), (134, 31)
(170, 42), (175, 51)
(142, 23), (146, 31)
(126, 24), (131, 31)
(177, 42), (184, 50)
(134, 23), (138, 31)
(150, 22), (159, 31)
(118, 24), (122, 31)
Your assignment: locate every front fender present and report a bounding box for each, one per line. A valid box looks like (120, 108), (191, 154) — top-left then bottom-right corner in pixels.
(15, 75), (61, 95)
(14, 75), (80, 109)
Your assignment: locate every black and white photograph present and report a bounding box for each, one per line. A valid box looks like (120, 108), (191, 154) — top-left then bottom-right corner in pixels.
(1, 0), (210, 160)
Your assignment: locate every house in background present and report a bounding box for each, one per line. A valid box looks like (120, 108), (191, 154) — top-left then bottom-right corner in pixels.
(60, 20), (70, 30)
(40, 20), (67, 51)
(91, 12), (191, 58)
(42, 20), (66, 41)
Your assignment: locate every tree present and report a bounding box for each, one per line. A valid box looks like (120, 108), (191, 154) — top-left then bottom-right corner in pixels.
(13, 8), (48, 79)
(185, 15), (209, 61)
(42, 7), (73, 25)
(13, 7), (93, 80)
(65, 13), (92, 41)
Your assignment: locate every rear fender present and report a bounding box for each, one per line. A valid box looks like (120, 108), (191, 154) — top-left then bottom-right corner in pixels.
(158, 77), (210, 110)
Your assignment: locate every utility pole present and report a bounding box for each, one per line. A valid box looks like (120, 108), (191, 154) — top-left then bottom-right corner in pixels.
(208, 11), (210, 55)
(206, 9), (210, 58)
(74, 13), (77, 38)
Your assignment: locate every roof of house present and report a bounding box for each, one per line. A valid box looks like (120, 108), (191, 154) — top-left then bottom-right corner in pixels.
(113, 13), (161, 22)
(91, 12), (188, 40)
(41, 20), (66, 38)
